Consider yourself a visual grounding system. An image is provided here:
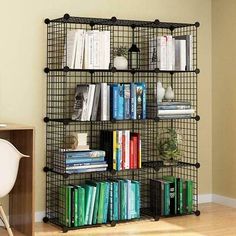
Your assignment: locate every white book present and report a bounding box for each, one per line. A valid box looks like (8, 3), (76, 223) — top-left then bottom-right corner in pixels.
(149, 37), (157, 70)
(124, 130), (130, 169)
(101, 83), (108, 120)
(74, 29), (85, 69)
(100, 31), (110, 69)
(107, 85), (110, 120)
(84, 31), (94, 69)
(66, 30), (77, 68)
(86, 84), (96, 120)
(165, 35), (173, 70)
(157, 36), (167, 70)
(188, 35), (193, 70)
(175, 39), (186, 71)
(66, 163), (108, 170)
(158, 109), (195, 115)
(93, 30), (100, 69)
(91, 84), (101, 121)
(172, 38), (175, 70)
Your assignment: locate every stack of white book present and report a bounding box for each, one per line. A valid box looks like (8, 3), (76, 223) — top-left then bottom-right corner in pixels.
(149, 34), (193, 71)
(66, 29), (110, 69)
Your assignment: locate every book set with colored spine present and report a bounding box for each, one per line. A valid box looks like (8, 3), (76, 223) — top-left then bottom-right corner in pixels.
(72, 82), (146, 122)
(150, 176), (193, 217)
(64, 150), (108, 174)
(100, 130), (141, 171)
(59, 179), (140, 227)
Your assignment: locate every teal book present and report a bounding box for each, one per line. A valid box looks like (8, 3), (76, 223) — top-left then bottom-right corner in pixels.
(88, 186), (96, 225)
(86, 181), (100, 225)
(120, 180), (126, 220)
(103, 182), (110, 223)
(161, 181), (170, 216)
(163, 176), (177, 215)
(125, 180), (132, 219)
(97, 182), (106, 224)
(130, 182), (137, 219)
(77, 186), (85, 226)
(66, 186), (73, 227)
(132, 180), (140, 218)
(84, 185), (93, 225)
(186, 180), (193, 213)
(109, 181), (113, 221)
(113, 181), (119, 221)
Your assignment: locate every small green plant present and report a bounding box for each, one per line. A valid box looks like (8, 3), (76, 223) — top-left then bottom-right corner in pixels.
(157, 128), (183, 162)
(114, 46), (128, 57)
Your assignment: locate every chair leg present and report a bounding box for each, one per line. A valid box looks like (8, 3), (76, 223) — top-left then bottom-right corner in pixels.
(0, 205), (14, 236)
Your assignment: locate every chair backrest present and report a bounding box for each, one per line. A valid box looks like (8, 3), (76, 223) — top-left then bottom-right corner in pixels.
(0, 139), (29, 198)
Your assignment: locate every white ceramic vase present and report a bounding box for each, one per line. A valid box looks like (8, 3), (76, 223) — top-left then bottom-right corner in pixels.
(114, 56), (128, 70)
(165, 85), (175, 101)
(157, 82), (165, 103)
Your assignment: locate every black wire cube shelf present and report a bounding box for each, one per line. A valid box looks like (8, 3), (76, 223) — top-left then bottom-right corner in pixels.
(44, 13), (200, 232)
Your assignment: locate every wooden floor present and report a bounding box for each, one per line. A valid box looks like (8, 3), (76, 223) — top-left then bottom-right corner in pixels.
(1, 203), (236, 236)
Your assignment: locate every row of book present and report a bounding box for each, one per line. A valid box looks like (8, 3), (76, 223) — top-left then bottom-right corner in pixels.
(72, 82), (147, 121)
(101, 130), (141, 171)
(67, 29), (110, 69)
(59, 179), (140, 227)
(150, 176), (193, 216)
(149, 35), (193, 71)
(64, 150), (107, 174)
(157, 101), (195, 119)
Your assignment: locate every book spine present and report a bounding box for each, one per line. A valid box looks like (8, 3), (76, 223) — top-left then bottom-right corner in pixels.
(117, 131), (122, 170)
(130, 138), (134, 169)
(101, 83), (108, 120)
(182, 181), (187, 214)
(164, 183), (170, 216)
(166, 35), (173, 70)
(65, 151), (106, 159)
(66, 186), (72, 227)
(122, 132), (126, 170)
(124, 84), (131, 119)
(66, 30), (77, 69)
(130, 83), (137, 119)
(149, 37), (157, 70)
(186, 180), (193, 213)
(178, 178), (183, 214)
(180, 40), (187, 70)
(104, 31), (110, 69)
(92, 183), (100, 224)
(158, 109), (195, 115)
(93, 30), (100, 69)
(113, 182), (119, 221)
(66, 159), (106, 166)
(71, 187), (75, 226)
(158, 105), (191, 110)
(157, 36), (167, 70)
(113, 131), (117, 170)
(124, 130), (130, 169)
(133, 136), (138, 169)
(117, 84), (124, 120)
(88, 186), (96, 225)
(66, 167), (107, 174)
(127, 180), (132, 219)
(91, 84), (101, 121)
(97, 182), (105, 224)
(120, 180), (126, 220)
(111, 84), (119, 119)
(78, 187), (85, 226)
(109, 182), (113, 221)
(137, 134), (141, 169)
(136, 83), (143, 120)
(66, 163), (108, 170)
(107, 85), (110, 120)
(103, 182), (110, 223)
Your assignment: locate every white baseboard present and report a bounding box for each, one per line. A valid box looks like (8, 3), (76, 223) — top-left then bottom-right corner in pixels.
(198, 194), (213, 203)
(35, 211), (45, 222)
(212, 194), (236, 208)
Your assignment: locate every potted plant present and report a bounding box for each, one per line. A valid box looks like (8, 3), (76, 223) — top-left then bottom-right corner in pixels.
(113, 46), (128, 70)
(157, 128), (184, 164)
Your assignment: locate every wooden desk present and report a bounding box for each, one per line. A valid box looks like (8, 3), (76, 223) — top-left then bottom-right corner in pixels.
(0, 124), (35, 236)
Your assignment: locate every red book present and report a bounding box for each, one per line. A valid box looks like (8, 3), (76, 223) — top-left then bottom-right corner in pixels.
(133, 136), (138, 169)
(130, 138), (134, 169)
(122, 133), (126, 170)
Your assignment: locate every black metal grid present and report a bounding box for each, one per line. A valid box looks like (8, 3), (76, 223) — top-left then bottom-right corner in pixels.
(45, 14), (199, 231)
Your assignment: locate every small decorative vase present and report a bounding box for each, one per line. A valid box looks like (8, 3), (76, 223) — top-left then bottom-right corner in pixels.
(157, 82), (165, 103)
(114, 56), (128, 70)
(165, 85), (174, 101)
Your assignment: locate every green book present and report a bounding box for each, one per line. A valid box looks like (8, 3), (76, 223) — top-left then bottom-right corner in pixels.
(77, 186), (85, 226)
(88, 186), (96, 225)
(182, 180), (187, 214)
(109, 181), (113, 221)
(186, 180), (193, 213)
(97, 182), (106, 224)
(113, 181), (119, 221)
(86, 181), (100, 225)
(177, 178), (183, 214)
(119, 180), (126, 220)
(74, 187), (78, 226)
(163, 176), (177, 215)
(66, 186), (72, 227)
(103, 182), (110, 223)
(84, 185), (93, 225)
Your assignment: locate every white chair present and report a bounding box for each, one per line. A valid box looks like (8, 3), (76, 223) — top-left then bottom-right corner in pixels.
(0, 139), (29, 236)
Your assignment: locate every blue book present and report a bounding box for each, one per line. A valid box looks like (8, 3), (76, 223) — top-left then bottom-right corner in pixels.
(110, 84), (119, 119)
(65, 150), (106, 158)
(103, 182), (110, 223)
(117, 84), (124, 120)
(130, 182), (137, 218)
(136, 82), (146, 119)
(66, 156), (105, 164)
(116, 146), (121, 171)
(132, 180), (140, 218)
(66, 167), (107, 174)
(123, 84), (131, 119)
(113, 181), (119, 221)
(130, 83), (137, 119)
